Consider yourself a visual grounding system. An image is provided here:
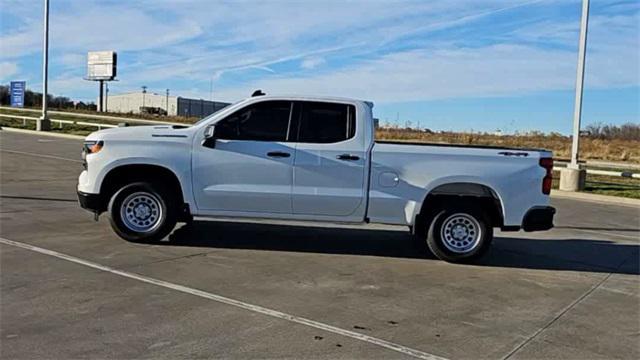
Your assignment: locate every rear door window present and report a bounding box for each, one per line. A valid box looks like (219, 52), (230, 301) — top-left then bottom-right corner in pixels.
(296, 102), (355, 143)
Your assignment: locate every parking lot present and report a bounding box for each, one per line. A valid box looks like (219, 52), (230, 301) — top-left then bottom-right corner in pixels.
(1, 130), (638, 359)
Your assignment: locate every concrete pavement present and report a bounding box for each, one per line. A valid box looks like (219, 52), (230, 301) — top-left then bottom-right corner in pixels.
(1, 131), (638, 359)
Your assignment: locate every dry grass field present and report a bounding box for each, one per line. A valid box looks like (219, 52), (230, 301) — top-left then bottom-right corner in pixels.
(376, 128), (640, 164)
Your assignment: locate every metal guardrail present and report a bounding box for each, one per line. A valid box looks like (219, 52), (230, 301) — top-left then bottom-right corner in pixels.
(553, 165), (639, 179)
(0, 113), (118, 130)
(0, 106), (185, 126)
(555, 159), (640, 171)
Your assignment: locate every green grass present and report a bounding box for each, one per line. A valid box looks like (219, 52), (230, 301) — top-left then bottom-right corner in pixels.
(1, 108), (136, 127)
(552, 171), (640, 199)
(0, 117), (97, 136)
(584, 174), (640, 199)
(0, 106), (167, 136)
(584, 182), (640, 199)
(0, 106), (199, 124)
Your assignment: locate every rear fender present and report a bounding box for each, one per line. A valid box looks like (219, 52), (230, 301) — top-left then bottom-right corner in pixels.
(411, 176), (505, 228)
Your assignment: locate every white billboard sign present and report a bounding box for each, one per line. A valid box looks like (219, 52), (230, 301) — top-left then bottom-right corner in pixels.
(87, 51), (117, 80)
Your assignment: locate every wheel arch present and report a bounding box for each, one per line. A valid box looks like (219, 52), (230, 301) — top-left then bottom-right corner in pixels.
(413, 182), (505, 237)
(98, 164), (188, 218)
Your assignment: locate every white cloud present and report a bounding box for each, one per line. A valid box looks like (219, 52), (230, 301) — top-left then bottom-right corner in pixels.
(57, 53), (86, 68)
(50, 75), (95, 99)
(211, 39), (638, 104)
(0, 62), (19, 81)
(301, 57), (326, 70)
(2, 0), (638, 107)
(0, 22), (41, 60)
(0, 2), (203, 60)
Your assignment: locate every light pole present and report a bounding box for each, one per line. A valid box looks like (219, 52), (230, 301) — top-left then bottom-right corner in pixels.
(37, 0), (51, 131)
(570, 0), (589, 168)
(142, 85), (147, 109)
(560, 0), (589, 191)
(165, 89), (169, 116)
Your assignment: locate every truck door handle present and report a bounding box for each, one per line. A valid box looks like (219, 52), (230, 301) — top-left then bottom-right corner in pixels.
(337, 154), (360, 161)
(267, 151), (291, 158)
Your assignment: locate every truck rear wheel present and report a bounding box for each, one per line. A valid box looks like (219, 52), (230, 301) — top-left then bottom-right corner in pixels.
(424, 205), (493, 263)
(107, 182), (177, 243)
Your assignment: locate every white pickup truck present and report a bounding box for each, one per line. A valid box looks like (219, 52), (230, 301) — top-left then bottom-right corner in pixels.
(78, 93), (555, 262)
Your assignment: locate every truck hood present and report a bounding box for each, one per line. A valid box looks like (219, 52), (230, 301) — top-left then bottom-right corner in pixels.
(85, 124), (192, 141)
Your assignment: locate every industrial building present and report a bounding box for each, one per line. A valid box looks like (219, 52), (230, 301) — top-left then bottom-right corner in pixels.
(102, 92), (230, 118)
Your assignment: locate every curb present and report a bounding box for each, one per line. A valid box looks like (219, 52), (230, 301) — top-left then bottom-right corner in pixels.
(0, 126), (85, 140)
(551, 189), (640, 208)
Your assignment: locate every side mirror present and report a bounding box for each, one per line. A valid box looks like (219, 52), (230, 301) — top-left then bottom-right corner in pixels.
(205, 124), (215, 138)
(203, 125), (216, 148)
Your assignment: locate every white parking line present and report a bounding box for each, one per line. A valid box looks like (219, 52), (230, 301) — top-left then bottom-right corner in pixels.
(0, 149), (82, 163)
(574, 228), (640, 240)
(0, 236), (447, 360)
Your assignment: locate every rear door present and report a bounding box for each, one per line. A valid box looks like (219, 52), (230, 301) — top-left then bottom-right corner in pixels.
(191, 100), (294, 213)
(291, 101), (366, 217)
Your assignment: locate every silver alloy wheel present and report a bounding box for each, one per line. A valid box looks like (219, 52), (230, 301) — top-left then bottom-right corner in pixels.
(120, 191), (163, 233)
(440, 213), (482, 254)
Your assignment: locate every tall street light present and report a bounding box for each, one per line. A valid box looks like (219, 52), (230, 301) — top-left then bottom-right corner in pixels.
(165, 89), (169, 116)
(560, 0), (589, 191)
(37, 0), (51, 131)
(570, 0), (590, 168)
(142, 86), (147, 108)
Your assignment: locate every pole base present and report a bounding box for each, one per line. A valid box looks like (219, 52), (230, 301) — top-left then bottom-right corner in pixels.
(559, 168), (586, 192)
(37, 117), (51, 131)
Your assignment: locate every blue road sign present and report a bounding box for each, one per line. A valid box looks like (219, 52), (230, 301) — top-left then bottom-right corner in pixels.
(10, 81), (26, 108)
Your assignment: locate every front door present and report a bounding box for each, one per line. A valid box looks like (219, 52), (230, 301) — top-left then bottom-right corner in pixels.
(292, 101), (366, 217)
(192, 100), (294, 213)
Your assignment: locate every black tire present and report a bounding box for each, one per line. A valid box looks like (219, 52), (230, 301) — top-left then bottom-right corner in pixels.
(107, 182), (177, 243)
(423, 205), (493, 263)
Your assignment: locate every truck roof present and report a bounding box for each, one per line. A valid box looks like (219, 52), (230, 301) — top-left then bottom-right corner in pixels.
(246, 94), (373, 107)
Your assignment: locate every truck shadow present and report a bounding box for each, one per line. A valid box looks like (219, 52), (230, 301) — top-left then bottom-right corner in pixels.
(167, 221), (639, 275)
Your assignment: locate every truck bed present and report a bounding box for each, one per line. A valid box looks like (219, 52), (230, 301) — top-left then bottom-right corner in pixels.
(367, 141), (551, 226)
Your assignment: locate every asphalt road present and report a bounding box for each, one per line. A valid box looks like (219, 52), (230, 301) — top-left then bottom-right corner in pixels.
(1, 130), (639, 359)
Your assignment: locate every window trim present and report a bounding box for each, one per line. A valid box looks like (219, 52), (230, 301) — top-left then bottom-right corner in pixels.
(285, 102), (294, 142)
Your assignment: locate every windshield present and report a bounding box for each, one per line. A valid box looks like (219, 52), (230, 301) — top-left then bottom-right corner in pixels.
(194, 99), (246, 126)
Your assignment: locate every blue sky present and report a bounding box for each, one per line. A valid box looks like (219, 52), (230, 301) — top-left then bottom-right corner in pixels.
(1, 0), (638, 133)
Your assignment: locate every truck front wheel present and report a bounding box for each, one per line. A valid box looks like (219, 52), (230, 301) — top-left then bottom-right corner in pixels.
(107, 182), (177, 243)
(424, 205), (493, 263)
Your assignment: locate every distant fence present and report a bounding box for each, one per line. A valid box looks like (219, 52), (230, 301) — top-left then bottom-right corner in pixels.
(0, 106), (185, 126)
(0, 113), (118, 130)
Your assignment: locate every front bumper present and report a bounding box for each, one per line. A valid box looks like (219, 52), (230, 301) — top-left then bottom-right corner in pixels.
(522, 206), (555, 231)
(77, 191), (105, 213)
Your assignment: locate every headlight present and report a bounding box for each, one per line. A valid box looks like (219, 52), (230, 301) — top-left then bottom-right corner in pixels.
(83, 140), (104, 155)
(82, 141), (103, 170)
